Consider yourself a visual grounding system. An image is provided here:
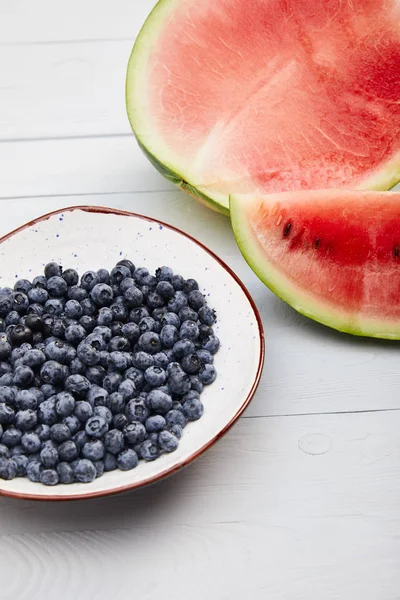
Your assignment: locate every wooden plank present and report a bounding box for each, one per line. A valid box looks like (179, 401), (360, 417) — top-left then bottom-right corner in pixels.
(0, 41), (132, 140)
(0, 0), (156, 44)
(0, 191), (398, 417)
(0, 411), (399, 599)
(0, 136), (173, 198)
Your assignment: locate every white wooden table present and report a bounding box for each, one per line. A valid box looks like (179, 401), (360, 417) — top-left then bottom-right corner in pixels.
(0, 3), (399, 598)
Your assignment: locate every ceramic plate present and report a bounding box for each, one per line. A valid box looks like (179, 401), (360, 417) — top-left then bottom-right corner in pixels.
(0, 206), (264, 500)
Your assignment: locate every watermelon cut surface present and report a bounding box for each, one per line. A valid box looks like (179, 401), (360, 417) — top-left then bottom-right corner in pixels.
(231, 189), (400, 339)
(126, 0), (400, 214)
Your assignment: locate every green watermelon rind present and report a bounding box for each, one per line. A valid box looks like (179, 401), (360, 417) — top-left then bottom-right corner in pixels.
(230, 192), (400, 340)
(126, 0), (400, 215)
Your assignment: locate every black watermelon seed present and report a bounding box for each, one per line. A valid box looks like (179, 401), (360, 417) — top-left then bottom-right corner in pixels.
(314, 239), (321, 250)
(394, 245), (399, 258)
(283, 222), (292, 237)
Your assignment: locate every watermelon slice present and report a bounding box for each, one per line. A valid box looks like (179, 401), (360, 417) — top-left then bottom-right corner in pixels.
(230, 189), (400, 339)
(126, 0), (400, 214)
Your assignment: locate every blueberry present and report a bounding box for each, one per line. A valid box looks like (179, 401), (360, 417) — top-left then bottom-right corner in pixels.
(28, 286), (49, 305)
(145, 415), (166, 433)
(45, 340), (69, 363)
(41, 383), (57, 399)
(190, 376), (204, 393)
(23, 348), (46, 368)
(91, 270), (109, 287)
(159, 325), (178, 349)
(129, 307), (150, 323)
(138, 332), (162, 355)
(86, 331), (108, 350)
(152, 307), (168, 323)
(0, 386), (15, 405)
(117, 448), (138, 471)
(166, 409), (187, 428)
(171, 274), (185, 290)
(77, 342), (100, 366)
(0, 458), (17, 480)
(57, 440), (78, 462)
(38, 398), (57, 425)
(63, 414), (81, 435)
(75, 401), (93, 423)
(0, 444), (10, 458)
(26, 460), (43, 482)
(156, 266), (174, 282)
(198, 324), (213, 340)
(108, 351), (129, 372)
(178, 307), (198, 323)
(82, 439), (105, 461)
(124, 367), (144, 390)
(84, 366), (104, 388)
(103, 372), (122, 394)
(15, 390), (37, 411)
(2, 427), (22, 448)
(90, 283), (114, 307)
(166, 361), (183, 377)
(74, 459), (97, 483)
(109, 336), (131, 353)
(168, 423), (183, 439)
(197, 305), (216, 326)
(198, 364), (217, 385)
(158, 430), (179, 452)
(134, 267), (149, 284)
(0, 362), (12, 376)
(0, 339), (12, 361)
(21, 432), (41, 453)
(123, 422), (146, 445)
(10, 324), (33, 346)
(118, 278), (135, 294)
(80, 271), (97, 291)
(11, 292), (29, 314)
(181, 353), (202, 375)
(110, 265), (131, 285)
(132, 352), (154, 371)
(151, 352), (168, 370)
(154, 280), (174, 301)
(196, 349), (214, 365)
(40, 469), (59, 486)
(97, 307), (113, 326)
(179, 320), (199, 341)
(161, 312), (181, 328)
(117, 259), (135, 273)
(64, 299), (83, 319)
(103, 429), (124, 455)
(35, 424), (51, 441)
(110, 322), (124, 338)
(51, 423), (71, 443)
(113, 413), (128, 430)
(93, 405), (112, 425)
(108, 392), (124, 415)
(172, 339), (195, 358)
(65, 374), (90, 397)
(80, 299), (96, 317)
(146, 291), (164, 309)
(121, 322), (140, 344)
(47, 276), (68, 297)
(45, 298), (65, 316)
(55, 391), (75, 417)
(61, 268), (78, 287)
(0, 295), (12, 318)
(72, 430), (89, 450)
(140, 439), (160, 462)
(67, 285), (87, 302)
(14, 279), (31, 294)
(13, 454), (29, 476)
(118, 379), (137, 401)
(44, 262), (62, 279)
(202, 335), (220, 354)
(125, 399), (150, 424)
(0, 373), (13, 386)
(40, 444), (59, 468)
(138, 317), (156, 334)
(183, 397), (204, 421)
(85, 416), (108, 438)
(15, 408), (37, 430)
(142, 274), (157, 288)
(167, 291), (188, 313)
(168, 371), (191, 396)
(57, 462), (75, 484)
(144, 366), (166, 388)
(146, 389), (173, 414)
(93, 460), (104, 478)
(110, 301), (128, 323)
(104, 452), (117, 472)
(40, 360), (66, 385)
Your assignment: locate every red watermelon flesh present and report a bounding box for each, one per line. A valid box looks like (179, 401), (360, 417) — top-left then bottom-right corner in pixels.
(127, 0), (400, 213)
(230, 189), (400, 339)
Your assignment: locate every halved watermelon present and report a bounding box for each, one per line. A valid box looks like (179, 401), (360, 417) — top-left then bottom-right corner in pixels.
(126, 0), (400, 214)
(231, 189), (400, 339)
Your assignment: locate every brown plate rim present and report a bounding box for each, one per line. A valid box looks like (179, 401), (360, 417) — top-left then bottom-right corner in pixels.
(0, 205), (265, 501)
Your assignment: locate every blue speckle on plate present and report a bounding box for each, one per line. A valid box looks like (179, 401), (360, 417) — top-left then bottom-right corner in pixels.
(159, 225), (163, 230)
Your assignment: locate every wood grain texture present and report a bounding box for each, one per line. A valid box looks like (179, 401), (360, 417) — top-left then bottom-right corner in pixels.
(0, 191), (398, 419)
(0, 412), (400, 600)
(0, 0), (156, 43)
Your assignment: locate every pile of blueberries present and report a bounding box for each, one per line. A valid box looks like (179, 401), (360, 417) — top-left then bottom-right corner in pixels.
(0, 260), (219, 486)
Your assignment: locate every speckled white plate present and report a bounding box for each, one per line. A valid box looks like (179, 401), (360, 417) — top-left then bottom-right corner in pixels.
(0, 206), (264, 501)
